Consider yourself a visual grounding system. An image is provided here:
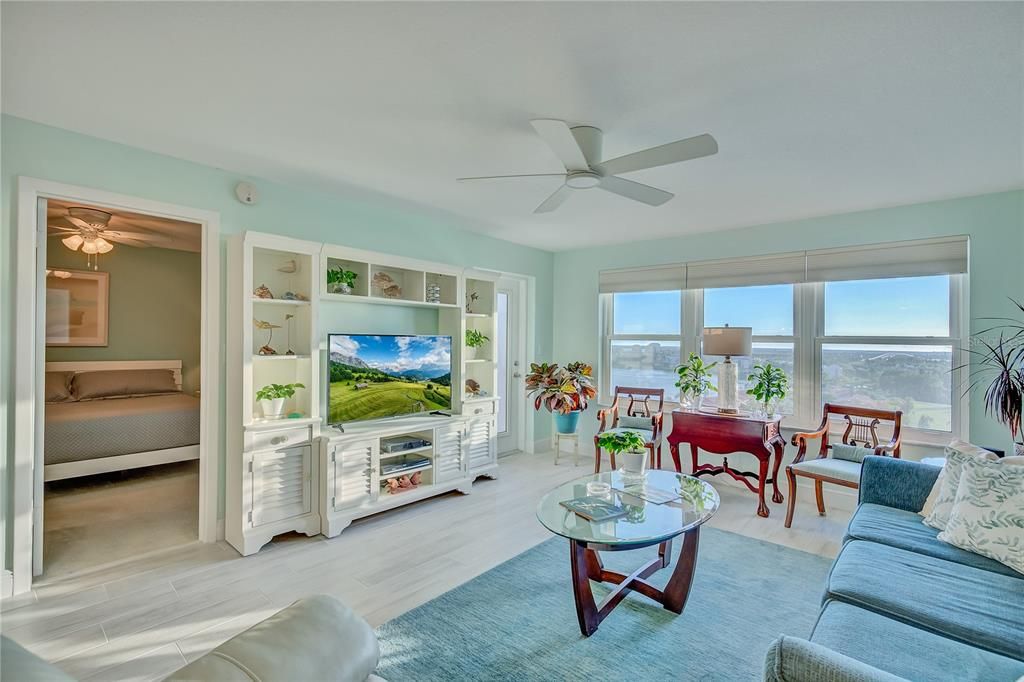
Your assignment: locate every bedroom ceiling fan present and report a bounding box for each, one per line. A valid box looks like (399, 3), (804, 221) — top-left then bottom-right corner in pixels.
(47, 207), (175, 269)
(457, 119), (718, 214)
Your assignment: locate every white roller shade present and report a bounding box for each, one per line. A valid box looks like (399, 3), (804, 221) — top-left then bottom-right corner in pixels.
(598, 264), (686, 293)
(685, 252), (807, 289)
(805, 236), (968, 283)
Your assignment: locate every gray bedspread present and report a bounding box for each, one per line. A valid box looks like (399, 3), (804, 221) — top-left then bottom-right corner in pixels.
(45, 393), (200, 465)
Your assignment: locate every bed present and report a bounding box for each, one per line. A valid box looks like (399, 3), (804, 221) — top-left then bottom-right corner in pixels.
(43, 360), (200, 482)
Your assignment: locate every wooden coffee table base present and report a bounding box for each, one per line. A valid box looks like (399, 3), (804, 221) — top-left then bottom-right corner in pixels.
(569, 527), (700, 636)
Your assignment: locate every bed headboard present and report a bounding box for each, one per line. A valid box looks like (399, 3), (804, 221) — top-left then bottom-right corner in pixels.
(45, 360), (183, 391)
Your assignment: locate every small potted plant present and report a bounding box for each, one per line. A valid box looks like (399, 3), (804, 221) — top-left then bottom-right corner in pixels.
(746, 363), (789, 418)
(465, 329), (489, 361)
(525, 361), (597, 434)
(256, 382), (305, 419)
(327, 267), (358, 295)
(676, 352), (717, 411)
(596, 430), (648, 478)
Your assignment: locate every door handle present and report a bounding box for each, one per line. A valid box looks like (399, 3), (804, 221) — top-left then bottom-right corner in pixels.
(512, 372), (522, 378)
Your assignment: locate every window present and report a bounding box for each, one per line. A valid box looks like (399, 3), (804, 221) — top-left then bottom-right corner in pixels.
(600, 273), (965, 439)
(820, 275), (956, 432)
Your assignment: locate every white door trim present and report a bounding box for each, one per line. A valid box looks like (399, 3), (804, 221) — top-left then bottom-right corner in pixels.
(12, 176), (221, 595)
(496, 277), (528, 454)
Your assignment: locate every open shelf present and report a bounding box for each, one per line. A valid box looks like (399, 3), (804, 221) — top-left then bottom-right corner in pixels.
(465, 312), (491, 318)
(380, 460), (432, 478)
(379, 444), (433, 459)
(253, 298), (310, 307)
(464, 359), (492, 364)
(252, 354), (311, 361)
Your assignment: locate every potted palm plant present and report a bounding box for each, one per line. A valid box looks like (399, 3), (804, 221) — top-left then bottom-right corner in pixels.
(256, 382), (305, 419)
(746, 363), (789, 418)
(525, 361), (597, 434)
(596, 429), (648, 477)
(965, 299), (1024, 455)
(465, 329), (489, 361)
(675, 352), (716, 411)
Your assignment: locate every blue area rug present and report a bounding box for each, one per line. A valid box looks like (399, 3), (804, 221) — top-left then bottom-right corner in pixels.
(376, 527), (832, 681)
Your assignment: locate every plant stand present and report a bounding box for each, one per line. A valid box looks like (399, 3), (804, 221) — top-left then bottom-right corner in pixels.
(553, 431), (580, 466)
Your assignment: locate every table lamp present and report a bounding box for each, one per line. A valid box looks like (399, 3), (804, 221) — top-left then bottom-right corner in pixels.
(702, 325), (752, 414)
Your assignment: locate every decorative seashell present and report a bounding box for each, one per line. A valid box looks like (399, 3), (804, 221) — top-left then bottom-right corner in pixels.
(258, 345), (278, 355)
(372, 271), (396, 287)
(276, 259), (297, 274)
(383, 284), (402, 299)
(253, 284), (273, 299)
(465, 379), (480, 395)
(253, 319), (281, 330)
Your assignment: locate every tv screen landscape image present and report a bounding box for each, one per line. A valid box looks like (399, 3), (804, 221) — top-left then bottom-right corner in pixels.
(328, 334), (452, 424)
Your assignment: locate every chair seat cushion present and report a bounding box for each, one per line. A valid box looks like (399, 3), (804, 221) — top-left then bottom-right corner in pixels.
(831, 443), (872, 463)
(617, 415), (654, 430)
(601, 426), (653, 439)
(811, 601), (1024, 681)
(826, 540), (1024, 660)
(847, 503), (1020, 578)
(790, 458), (861, 484)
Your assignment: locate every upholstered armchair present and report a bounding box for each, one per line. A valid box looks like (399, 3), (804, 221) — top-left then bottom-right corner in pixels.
(784, 404), (902, 528)
(594, 386), (665, 473)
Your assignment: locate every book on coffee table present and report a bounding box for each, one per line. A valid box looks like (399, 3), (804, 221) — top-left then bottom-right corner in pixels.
(560, 496), (628, 522)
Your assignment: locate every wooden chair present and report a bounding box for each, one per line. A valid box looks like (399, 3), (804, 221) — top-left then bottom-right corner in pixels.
(594, 386), (665, 473)
(784, 403), (902, 528)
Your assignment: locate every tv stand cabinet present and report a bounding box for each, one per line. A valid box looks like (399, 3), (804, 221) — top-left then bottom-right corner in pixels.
(320, 409), (497, 537)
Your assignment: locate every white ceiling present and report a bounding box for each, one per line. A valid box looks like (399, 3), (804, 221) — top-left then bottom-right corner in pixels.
(3, 2), (1022, 252)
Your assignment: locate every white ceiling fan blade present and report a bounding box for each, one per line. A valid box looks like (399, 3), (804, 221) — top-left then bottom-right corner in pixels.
(533, 185), (573, 214)
(47, 225), (78, 233)
(529, 119), (590, 172)
(597, 133), (718, 176)
(103, 235), (152, 248)
(598, 175), (674, 207)
(456, 173), (565, 182)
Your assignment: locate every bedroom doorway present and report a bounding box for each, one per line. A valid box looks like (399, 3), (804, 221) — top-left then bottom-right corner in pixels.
(11, 178), (220, 594)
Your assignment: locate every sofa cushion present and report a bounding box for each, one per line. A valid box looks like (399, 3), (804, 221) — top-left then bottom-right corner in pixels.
(790, 457), (861, 484)
(812, 600), (1024, 681)
(0, 637), (75, 682)
(825, 541), (1024, 661)
(922, 447), (998, 531)
(764, 635), (906, 682)
(846, 503), (1020, 578)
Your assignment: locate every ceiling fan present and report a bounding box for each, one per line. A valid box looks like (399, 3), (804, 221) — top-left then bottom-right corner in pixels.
(47, 207), (174, 268)
(457, 119), (718, 213)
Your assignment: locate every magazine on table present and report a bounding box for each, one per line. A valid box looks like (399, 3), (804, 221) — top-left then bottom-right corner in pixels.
(613, 484), (681, 505)
(560, 496), (628, 522)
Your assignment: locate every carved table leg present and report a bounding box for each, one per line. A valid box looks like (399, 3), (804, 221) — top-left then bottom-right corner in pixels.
(662, 528), (700, 613)
(770, 440), (784, 504)
(570, 539), (601, 636)
(690, 443), (700, 474)
(670, 443), (682, 472)
(756, 456), (770, 518)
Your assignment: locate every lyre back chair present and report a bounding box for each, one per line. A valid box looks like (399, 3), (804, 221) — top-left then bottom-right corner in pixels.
(594, 386), (665, 473)
(784, 403), (902, 528)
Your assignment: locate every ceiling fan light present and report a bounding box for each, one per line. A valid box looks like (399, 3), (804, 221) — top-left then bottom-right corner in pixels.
(81, 238), (99, 255)
(62, 234), (84, 250)
(95, 237), (114, 254)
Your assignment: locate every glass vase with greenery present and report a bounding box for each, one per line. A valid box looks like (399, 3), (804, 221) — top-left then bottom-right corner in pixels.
(675, 352), (717, 411)
(746, 363), (788, 418)
(327, 267), (358, 294)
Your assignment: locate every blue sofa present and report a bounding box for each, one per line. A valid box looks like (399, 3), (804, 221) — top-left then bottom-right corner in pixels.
(765, 456), (1024, 682)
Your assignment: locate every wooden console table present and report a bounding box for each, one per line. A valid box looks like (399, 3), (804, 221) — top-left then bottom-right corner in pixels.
(667, 410), (785, 518)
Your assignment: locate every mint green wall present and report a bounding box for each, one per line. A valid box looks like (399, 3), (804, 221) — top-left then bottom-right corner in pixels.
(553, 190), (1024, 453)
(45, 246), (202, 394)
(1, 115), (555, 569)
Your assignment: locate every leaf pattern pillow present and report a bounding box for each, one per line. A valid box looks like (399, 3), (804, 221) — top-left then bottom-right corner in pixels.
(937, 458), (1024, 575)
(922, 446), (997, 530)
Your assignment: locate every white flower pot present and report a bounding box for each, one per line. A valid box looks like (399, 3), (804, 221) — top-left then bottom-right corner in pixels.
(619, 450), (647, 478)
(259, 398), (286, 419)
(465, 346), (478, 361)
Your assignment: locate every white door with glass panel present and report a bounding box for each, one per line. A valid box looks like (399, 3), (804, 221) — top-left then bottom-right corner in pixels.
(496, 277), (526, 454)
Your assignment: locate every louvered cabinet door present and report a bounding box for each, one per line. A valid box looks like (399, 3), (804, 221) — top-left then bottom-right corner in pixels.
(251, 444), (312, 526)
(331, 438), (375, 510)
(466, 417), (497, 473)
(434, 424), (465, 483)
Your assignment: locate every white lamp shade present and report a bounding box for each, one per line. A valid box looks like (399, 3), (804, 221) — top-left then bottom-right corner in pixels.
(703, 326), (752, 357)
(81, 238), (99, 255)
(95, 237), (114, 254)
(62, 234), (84, 250)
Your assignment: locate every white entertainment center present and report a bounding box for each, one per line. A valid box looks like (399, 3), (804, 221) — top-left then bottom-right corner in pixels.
(226, 232), (499, 556)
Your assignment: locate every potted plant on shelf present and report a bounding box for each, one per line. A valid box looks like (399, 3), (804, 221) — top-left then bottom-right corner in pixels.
(256, 382), (305, 419)
(675, 352), (717, 411)
(964, 299), (1024, 455)
(327, 267), (358, 295)
(596, 429), (648, 478)
(746, 363), (789, 418)
(465, 329), (489, 361)
(524, 361), (597, 435)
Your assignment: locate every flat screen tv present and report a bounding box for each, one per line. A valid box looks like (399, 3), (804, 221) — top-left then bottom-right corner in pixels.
(327, 334), (452, 425)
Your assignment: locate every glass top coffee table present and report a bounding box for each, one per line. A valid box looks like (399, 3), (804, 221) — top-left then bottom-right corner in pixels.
(537, 469), (719, 636)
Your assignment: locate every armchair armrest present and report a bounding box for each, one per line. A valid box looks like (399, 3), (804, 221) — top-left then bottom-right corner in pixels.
(596, 401), (619, 433)
(764, 636), (907, 682)
(791, 419), (829, 464)
(650, 412), (664, 443)
(857, 456), (939, 512)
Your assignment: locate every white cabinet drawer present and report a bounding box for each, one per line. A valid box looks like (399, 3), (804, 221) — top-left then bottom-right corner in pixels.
(246, 426), (311, 452)
(464, 400), (496, 417)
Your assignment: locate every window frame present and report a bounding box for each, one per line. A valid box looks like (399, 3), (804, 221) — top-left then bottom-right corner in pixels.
(598, 275), (969, 443)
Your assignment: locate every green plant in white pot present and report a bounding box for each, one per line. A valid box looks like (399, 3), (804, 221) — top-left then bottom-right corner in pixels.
(465, 329), (489, 361)
(256, 382), (304, 419)
(597, 430), (648, 478)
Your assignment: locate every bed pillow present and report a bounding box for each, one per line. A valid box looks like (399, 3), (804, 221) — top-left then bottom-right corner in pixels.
(44, 371), (75, 403)
(72, 369), (178, 400)
(921, 442), (1000, 528)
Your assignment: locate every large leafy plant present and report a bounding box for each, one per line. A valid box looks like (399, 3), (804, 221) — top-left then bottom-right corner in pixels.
(524, 361), (597, 414)
(675, 352), (717, 400)
(746, 363), (789, 413)
(596, 430), (646, 454)
(963, 299), (1024, 449)
(256, 382), (305, 401)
